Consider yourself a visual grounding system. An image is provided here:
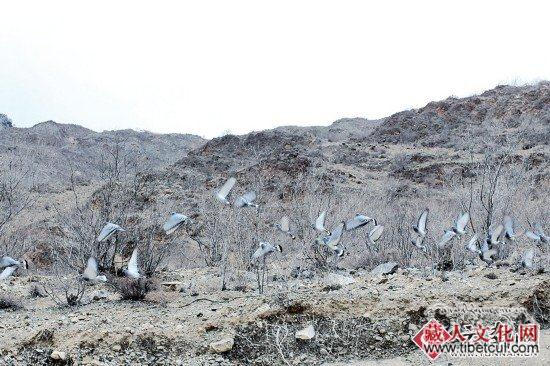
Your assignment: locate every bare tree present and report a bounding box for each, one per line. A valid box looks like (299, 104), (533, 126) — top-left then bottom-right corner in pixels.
(0, 159), (34, 256)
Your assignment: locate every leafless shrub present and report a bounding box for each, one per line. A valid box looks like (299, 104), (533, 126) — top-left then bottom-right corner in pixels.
(123, 212), (187, 277)
(0, 158), (34, 256)
(54, 139), (155, 273)
(40, 266), (86, 307)
(111, 277), (155, 301)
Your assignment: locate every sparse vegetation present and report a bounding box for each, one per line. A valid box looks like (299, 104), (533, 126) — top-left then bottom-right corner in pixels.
(112, 277), (156, 301)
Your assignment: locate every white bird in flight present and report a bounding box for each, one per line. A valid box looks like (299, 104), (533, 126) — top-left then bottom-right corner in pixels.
(316, 222), (345, 257)
(0, 266), (18, 280)
(411, 235), (426, 251)
(252, 241), (283, 260)
(82, 257), (107, 283)
(0, 256), (27, 280)
(97, 222), (125, 242)
(123, 248), (141, 279)
(525, 223), (549, 244)
(277, 215), (295, 239)
(314, 211), (330, 235)
(503, 216), (516, 241)
(0, 256), (21, 269)
(521, 248), (535, 269)
(234, 192), (259, 208)
(345, 214), (376, 231)
(215, 177), (236, 204)
(486, 224), (504, 247)
(367, 225), (384, 246)
(413, 209), (429, 237)
(163, 213), (189, 235)
(437, 230), (457, 250)
(452, 213), (469, 236)
(465, 234), (481, 255)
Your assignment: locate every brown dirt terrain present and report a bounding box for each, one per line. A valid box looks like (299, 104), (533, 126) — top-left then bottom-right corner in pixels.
(0, 266), (548, 365)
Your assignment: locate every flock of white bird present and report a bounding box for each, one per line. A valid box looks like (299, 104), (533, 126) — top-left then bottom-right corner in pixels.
(1, 177), (548, 283)
(410, 210), (547, 269)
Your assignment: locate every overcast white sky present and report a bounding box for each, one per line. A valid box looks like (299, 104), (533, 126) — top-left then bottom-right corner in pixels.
(1, 1), (549, 138)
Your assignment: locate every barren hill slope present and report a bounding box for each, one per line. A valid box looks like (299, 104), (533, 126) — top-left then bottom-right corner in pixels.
(1, 83), (549, 269)
(0, 120), (205, 192)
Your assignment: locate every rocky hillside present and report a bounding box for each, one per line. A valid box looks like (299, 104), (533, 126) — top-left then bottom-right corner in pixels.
(135, 82), (549, 215)
(1, 82), (549, 267)
(371, 82), (550, 149)
(0, 120), (205, 192)
(0, 114), (12, 129)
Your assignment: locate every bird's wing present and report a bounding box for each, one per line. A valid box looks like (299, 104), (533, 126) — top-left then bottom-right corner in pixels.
(163, 214), (186, 233)
(534, 223), (546, 237)
(522, 248), (535, 268)
(369, 225), (384, 243)
(333, 246), (344, 257)
(217, 177), (236, 199)
(412, 235), (425, 248)
(504, 216), (514, 237)
(483, 249), (498, 262)
(481, 240), (490, 253)
(97, 223), (114, 242)
(0, 256), (20, 268)
(455, 213), (470, 232)
(280, 216), (290, 232)
(326, 223), (344, 247)
(242, 191), (257, 202)
(97, 223), (119, 242)
(490, 224), (504, 243)
(253, 242), (268, 259)
(437, 231), (455, 249)
(315, 211), (327, 232)
(264, 242), (275, 253)
(83, 257), (98, 280)
(0, 266), (17, 280)
(234, 196), (246, 207)
(466, 234), (479, 253)
(252, 247), (264, 259)
(418, 209), (429, 233)
(525, 231), (541, 241)
(345, 217), (366, 231)
(127, 249), (139, 277)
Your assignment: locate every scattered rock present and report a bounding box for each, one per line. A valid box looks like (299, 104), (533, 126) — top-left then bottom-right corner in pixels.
(371, 262), (399, 276)
(295, 325), (315, 340)
(209, 337), (234, 353)
(325, 273), (356, 287)
(50, 350), (66, 361)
